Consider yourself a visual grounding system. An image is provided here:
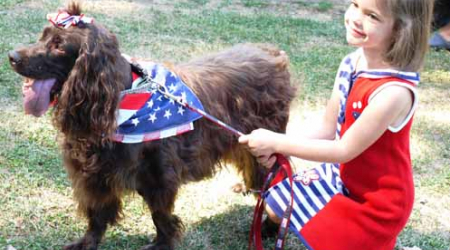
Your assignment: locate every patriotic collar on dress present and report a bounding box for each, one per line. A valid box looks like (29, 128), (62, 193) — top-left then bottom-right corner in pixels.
(47, 11), (93, 29)
(350, 49), (420, 86)
(352, 69), (420, 86)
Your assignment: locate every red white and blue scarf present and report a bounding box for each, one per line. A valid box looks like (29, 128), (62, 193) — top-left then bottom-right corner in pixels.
(47, 11), (93, 28)
(113, 60), (204, 143)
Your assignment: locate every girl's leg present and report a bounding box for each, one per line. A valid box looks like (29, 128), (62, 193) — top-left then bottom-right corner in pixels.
(265, 203), (282, 224)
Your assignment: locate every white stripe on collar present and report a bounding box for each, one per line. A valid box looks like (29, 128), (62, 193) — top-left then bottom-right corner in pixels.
(350, 49), (420, 86)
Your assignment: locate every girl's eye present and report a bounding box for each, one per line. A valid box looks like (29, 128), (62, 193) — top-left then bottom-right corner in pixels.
(368, 13), (379, 20)
(350, 1), (358, 8)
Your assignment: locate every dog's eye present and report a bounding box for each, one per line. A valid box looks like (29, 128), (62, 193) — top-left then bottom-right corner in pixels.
(52, 35), (62, 45)
(54, 45), (66, 55)
(50, 36), (66, 54)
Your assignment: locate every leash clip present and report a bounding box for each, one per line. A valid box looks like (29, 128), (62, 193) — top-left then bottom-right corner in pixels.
(248, 189), (262, 194)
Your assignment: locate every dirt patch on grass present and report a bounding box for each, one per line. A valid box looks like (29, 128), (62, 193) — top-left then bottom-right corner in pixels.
(84, 0), (348, 21)
(3, 0), (348, 23)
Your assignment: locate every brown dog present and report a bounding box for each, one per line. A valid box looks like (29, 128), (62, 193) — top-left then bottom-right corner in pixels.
(8, 2), (295, 250)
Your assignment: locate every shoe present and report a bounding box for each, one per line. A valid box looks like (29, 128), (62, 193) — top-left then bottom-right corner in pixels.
(261, 217), (280, 238)
(429, 32), (450, 51)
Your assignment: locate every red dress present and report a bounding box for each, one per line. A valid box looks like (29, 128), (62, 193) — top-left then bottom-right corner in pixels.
(300, 76), (417, 250)
(264, 51), (419, 250)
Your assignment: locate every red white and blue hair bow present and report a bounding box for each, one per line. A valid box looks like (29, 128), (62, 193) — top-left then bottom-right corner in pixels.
(47, 11), (93, 29)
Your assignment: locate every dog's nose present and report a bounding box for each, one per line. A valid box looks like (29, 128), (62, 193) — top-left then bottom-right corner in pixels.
(8, 50), (22, 65)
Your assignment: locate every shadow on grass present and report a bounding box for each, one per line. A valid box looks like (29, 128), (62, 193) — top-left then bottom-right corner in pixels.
(397, 227), (450, 250)
(101, 211), (450, 250)
(2, 202), (449, 250)
(100, 204), (304, 250)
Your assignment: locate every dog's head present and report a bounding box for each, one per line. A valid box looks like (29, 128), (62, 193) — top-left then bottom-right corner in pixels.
(9, 1), (127, 143)
(8, 1), (120, 118)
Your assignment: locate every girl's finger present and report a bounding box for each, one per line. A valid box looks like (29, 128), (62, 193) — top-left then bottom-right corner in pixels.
(257, 154), (270, 164)
(238, 135), (249, 144)
(266, 156), (277, 168)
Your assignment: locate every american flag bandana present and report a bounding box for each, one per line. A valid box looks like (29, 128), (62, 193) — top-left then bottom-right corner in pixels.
(113, 60), (204, 143)
(47, 11), (93, 29)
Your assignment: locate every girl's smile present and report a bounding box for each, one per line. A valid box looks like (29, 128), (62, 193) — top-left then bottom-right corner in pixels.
(349, 26), (366, 39)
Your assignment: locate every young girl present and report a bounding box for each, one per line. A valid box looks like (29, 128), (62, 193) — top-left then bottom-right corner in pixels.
(239, 0), (433, 249)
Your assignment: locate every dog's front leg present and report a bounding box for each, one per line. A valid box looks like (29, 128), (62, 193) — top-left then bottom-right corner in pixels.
(137, 184), (184, 250)
(139, 210), (184, 250)
(64, 199), (121, 250)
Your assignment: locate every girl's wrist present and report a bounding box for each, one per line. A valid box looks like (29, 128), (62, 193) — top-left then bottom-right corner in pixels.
(272, 132), (283, 153)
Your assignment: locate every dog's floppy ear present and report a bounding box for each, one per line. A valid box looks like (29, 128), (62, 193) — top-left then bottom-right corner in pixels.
(54, 24), (123, 145)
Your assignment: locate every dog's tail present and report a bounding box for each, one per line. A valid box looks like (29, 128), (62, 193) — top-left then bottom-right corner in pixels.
(226, 44), (294, 192)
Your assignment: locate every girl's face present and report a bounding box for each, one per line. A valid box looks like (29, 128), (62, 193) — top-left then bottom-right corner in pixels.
(344, 0), (395, 52)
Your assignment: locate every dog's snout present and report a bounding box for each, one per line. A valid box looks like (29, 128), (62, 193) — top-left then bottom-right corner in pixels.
(8, 50), (22, 65)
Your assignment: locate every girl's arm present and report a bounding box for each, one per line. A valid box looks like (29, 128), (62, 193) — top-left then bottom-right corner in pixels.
(239, 85), (413, 166)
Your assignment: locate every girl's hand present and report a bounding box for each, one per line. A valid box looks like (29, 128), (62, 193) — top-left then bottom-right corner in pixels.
(238, 129), (280, 168)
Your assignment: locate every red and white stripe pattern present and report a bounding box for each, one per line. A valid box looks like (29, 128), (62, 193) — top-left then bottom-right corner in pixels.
(47, 11), (93, 29)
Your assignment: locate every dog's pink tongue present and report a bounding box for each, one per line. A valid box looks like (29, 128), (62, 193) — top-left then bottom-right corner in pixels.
(22, 78), (56, 117)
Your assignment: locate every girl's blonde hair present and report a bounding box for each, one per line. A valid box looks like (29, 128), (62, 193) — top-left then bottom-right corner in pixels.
(383, 0), (434, 71)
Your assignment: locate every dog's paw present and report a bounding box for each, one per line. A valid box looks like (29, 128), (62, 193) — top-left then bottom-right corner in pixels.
(261, 217), (280, 239)
(140, 243), (172, 250)
(230, 182), (247, 194)
(63, 237), (98, 250)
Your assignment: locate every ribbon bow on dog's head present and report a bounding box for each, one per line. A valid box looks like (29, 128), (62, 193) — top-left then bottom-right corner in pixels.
(47, 11), (93, 29)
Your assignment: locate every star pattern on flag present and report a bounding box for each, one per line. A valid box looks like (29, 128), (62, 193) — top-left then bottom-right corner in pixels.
(147, 99), (154, 108)
(177, 106), (185, 115)
(164, 109), (172, 119)
(148, 113), (157, 123)
(132, 118), (140, 126)
(169, 84), (177, 92)
(115, 62), (205, 143)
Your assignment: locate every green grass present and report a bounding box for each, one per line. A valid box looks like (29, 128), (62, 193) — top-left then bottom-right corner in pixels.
(0, 0), (27, 8)
(1, 0), (449, 250)
(241, 0), (269, 8)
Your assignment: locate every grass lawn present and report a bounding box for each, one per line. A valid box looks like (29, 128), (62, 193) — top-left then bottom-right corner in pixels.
(1, 0), (449, 250)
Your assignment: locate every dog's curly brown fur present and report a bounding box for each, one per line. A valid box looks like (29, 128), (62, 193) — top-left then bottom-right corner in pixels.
(9, 2), (295, 250)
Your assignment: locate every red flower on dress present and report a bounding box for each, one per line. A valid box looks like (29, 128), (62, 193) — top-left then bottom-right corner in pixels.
(294, 169), (320, 186)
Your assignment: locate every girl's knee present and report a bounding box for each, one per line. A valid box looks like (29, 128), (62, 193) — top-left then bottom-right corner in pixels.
(265, 204), (282, 224)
